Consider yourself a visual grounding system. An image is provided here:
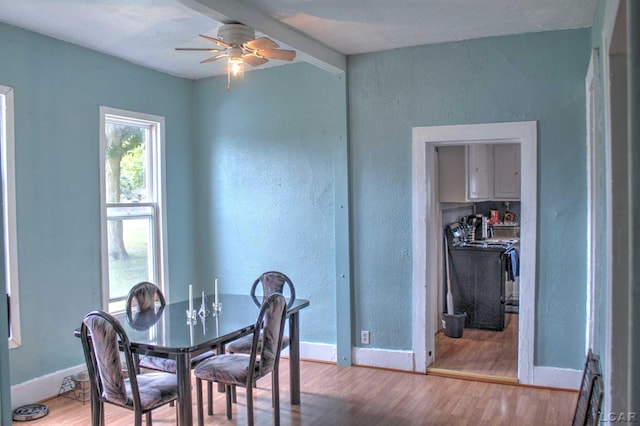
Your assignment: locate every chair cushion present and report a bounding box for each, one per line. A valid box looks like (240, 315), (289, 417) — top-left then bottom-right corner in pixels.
(194, 354), (262, 386)
(125, 372), (178, 410)
(139, 350), (216, 374)
(226, 333), (290, 354)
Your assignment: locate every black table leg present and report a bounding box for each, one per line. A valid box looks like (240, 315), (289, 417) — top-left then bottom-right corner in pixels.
(176, 353), (192, 425)
(289, 312), (301, 404)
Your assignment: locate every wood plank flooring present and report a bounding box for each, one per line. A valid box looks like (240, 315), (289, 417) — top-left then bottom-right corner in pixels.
(429, 313), (518, 379)
(29, 357), (577, 425)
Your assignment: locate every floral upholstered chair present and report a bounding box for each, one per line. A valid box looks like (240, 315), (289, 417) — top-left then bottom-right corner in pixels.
(125, 281), (165, 331)
(80, 310), (178, 426)
(226, 271), (295, 354)
(193, 293), (288, 426)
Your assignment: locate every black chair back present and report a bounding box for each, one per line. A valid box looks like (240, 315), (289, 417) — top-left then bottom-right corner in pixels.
(80, 311), (141, 409)
(250, 271), (295, 308)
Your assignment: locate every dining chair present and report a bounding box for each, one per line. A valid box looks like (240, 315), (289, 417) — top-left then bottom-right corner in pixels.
(80, 310), (178, 426)
(226, 271), (295, 354)
(126, 281), (216, 374)
(223, 272), (295, 405)
(194, 293), (288, 426)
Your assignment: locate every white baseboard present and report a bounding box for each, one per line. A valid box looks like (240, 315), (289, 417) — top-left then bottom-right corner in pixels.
(285, 342), (416, 371)
(533, 366), (582, 390)
(281, 341), (337, 363)
(353, 347), (415, 371)
(11, 364), (86, 409)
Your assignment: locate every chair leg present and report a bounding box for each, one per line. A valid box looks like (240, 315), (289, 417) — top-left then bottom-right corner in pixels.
(246, 383), (254, 426)
(207, 381), (213, 415)
(196, 378), (204, 426)
(225, 384), (233, 420)
(273, 371), (280, 426)
(134, 411), (142, 426)
(94, 401), (104, 426)
(145, 411), (152, 425)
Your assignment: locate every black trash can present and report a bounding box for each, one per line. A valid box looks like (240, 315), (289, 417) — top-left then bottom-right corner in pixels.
(442, 312), (466, 338)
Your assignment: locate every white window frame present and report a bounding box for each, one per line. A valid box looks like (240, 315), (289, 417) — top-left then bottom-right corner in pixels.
(99, 106), (169, 312)
(1, 85), (20, 349)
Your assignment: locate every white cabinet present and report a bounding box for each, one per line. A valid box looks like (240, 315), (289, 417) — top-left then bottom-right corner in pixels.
(493, 144), (521, 200)
(438, 143), (520, 202)
(437, 145), (467, 203)
(466, 144), (493, 200)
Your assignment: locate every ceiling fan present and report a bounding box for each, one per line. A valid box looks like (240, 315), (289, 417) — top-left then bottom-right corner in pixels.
(176, 23), (296, 89)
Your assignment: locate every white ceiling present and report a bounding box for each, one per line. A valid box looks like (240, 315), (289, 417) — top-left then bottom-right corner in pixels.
(0, 0), (596, 80)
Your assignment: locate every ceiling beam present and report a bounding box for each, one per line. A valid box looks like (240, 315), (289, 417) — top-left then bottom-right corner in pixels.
(179, 0), (346, 74)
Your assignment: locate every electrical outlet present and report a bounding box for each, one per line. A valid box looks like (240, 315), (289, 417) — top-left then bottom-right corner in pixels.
(361, 330), (370, 345)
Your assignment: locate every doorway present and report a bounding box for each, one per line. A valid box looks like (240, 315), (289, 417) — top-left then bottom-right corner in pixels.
(411, 121), (537, 385)
(430, 143), (520, 380)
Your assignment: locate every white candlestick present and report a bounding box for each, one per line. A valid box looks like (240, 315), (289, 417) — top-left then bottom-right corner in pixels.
(214, 278), (218, 305)
(189, 284), (193, 314)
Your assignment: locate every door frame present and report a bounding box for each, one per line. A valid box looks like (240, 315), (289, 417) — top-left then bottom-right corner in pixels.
(585, 48), (601, 353)
(601, 0), (630, 416)
(411, 121), (537, 384)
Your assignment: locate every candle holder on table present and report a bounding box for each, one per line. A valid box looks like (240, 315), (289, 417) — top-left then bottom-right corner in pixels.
(198, 291), (210, 319)
(212, 301), (222, 316)
(186, 308), (197, 325)
(186, 284), (197, 325)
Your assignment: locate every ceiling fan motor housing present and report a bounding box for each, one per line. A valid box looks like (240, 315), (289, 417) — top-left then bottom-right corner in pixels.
(218, 24), (255, 46)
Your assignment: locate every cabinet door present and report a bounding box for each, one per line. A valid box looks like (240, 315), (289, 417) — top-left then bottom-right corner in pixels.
(438, 145), (466, 202)
(493, 144), (521, 199)
(466, 144), (493, 200)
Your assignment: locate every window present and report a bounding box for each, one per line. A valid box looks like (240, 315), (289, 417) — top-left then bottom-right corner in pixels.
(99, 107), (167, 313)
(1, 85), (20, 349)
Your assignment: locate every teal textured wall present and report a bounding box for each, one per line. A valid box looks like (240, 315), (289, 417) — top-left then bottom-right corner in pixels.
(191, 63), (344, 344)
(348, 29), (590, 368)
(0, 23), (196, 385)
(0, 18), (594, 398)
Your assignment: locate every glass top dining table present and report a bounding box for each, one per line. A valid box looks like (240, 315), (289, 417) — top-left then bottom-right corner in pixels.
(80, 293), (309, 425)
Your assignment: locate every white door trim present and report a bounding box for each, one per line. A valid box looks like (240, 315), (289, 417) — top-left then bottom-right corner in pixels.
(585, 48), (601, 354)
(412, 121), (537, 384)
(601, 0), (630, 417)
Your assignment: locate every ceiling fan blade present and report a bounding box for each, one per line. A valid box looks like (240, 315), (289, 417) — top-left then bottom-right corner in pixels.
(175, 47), (222, 52)
(201, 53), (227, 64)
(245, 37), (279, 50)
(199, 34), (232, 49)
(243, 54), (268, 67)
(257, 48), (296, 61)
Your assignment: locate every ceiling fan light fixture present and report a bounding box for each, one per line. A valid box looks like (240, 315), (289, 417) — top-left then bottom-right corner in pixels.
(176, 23), (296, 91)
(228, 47), (244, 77)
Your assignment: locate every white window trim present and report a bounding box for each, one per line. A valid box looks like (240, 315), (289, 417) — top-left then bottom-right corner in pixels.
(1, 85), (20, 349)
(98, 106), (169, 310)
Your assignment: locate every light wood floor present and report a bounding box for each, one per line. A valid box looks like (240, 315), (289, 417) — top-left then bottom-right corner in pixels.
(430, 313), (518, 380)
(29, 358), (576, 425)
